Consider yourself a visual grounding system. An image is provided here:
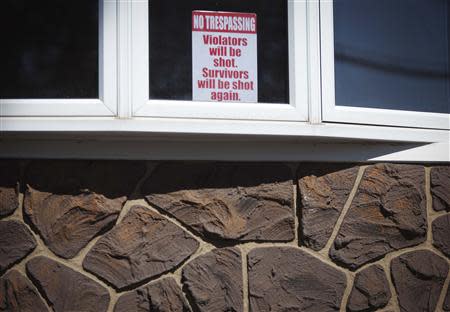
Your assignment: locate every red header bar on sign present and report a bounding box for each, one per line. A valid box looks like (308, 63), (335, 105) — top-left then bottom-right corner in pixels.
(192, 11), (257, 34)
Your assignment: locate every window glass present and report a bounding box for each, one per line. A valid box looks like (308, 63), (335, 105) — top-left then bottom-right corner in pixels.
(334, 0), (450, 114)
(0, 0), (98, 99)
(149, 0), (289, 104)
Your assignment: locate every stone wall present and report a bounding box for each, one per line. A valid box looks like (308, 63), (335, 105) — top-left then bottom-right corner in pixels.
(0, 160), (449, 312)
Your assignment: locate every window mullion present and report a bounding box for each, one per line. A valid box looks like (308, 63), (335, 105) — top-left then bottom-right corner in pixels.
(306, 0), (322, 124)
(118, 0), (133, 119)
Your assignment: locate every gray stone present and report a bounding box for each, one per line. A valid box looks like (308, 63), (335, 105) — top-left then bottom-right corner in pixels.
(391, 250), (448, 312)
(83, 206), (199, 290)
(298, 164), (359, 250)
(248, 247), (347, 311)
(0, 270), (48, 312)
(182, 247), (242, 312)
(431, 166), (450, 211)
(347, 264), (391, 312)
(143, 163), (294, 243)
(330, 164), (427, 270)
(114, 277), (190, 312)
(432, 214), (450, 258)
(26, 256), (110, 312)
(0, 220), (36, 274)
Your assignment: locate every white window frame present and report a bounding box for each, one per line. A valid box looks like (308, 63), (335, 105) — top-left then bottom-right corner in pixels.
(0, 0), (117, 117)
(129, 0), (308, 121)
(0, 0), (449, 162)
(320, 0), (450, 130)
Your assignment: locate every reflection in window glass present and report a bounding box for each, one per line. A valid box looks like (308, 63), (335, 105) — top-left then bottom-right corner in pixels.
(0, 0), (98, 99)
(334, 0), (450, 114)
(149, 0), (289, 104)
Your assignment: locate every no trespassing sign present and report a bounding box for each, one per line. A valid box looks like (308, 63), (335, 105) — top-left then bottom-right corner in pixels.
(192, 11), (258, 103)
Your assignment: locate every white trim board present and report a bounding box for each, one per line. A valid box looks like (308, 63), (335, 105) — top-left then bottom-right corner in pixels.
(1, 117), (448, 144)
(0, 138), (448, 162)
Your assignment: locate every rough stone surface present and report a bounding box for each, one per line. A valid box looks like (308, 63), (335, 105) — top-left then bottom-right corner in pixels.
(347, 264), (391, 312)
(298, 164), (359, 250)
(330, 164), (427, 270)
(0, 270), (48, 312)
(24, 160), (145, 199)
(83, 206), (199, 290)
(182, 247), (242, 312)
(0, 161), (20, 218)
(431, 166), (450, 212)
(0, 159), (447, 312)
(114, 277), (190, 312)
(143, 163), (294, 243)
(444, 285), (450, 311)
(26, 256), (110, 312)
(0, 220), (36, 274)
(248, 247), (347, 312)
(391, 250), (448, 312)
(23, 160), (145, 259)
(432, 214), (450, 258)
(24, 192), (123, 259)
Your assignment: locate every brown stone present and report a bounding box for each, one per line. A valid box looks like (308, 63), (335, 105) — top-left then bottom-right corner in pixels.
(431, 166), (450, 212)
(114, 277), (191, 312)
(143, 163), (294, 243)
(24, 192), (123, 259)
(298, 164), (358, 250)
(26, 256), (110, 312)
(432, 214), (450, 258)
(0, 161), (20, 218)
(23, 160), (145, 259)
(391, 250), (448, 312)
(330, 164), (427, 270)
(347, 264), (391, 312)
(0, 270), (48, 312)
(83, 206), (199, 290)
(24, 160), (145, 199)
(444, 284), (450, 311)
(182, 247), (242, 312)
(0, 220), (36, 274)
(248, 247), (346, 311)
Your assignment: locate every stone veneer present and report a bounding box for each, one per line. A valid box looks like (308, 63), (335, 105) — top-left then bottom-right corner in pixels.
(0, 160), (449, 312)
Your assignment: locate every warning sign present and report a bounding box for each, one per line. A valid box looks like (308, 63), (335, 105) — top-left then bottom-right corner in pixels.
(192, 11), (258, 103)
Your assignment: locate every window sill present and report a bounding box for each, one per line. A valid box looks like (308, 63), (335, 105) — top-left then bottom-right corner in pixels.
(1, 117), (448, 162)
(1, 117), (448, 142)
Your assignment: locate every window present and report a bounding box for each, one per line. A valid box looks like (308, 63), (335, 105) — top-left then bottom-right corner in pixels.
(132, 0), (308, 121)
(1, 0), (98, 99)
(149, 0), (289, 104)
(0, 0), (117, 116)
(0, 0), (448, 155)
(321, 0), (450, 129)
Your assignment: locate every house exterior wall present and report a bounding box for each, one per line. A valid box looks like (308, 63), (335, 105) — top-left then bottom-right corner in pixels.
(0, 160), (449, 312)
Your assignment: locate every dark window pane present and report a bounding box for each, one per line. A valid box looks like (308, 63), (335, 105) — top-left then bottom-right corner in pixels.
(0, 0), (98, 99)
(334, 0), (450, 114)
(149, 0), (289, 103)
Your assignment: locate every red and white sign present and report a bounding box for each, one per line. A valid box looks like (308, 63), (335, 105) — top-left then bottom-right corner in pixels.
(192, 11), (258, 103)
